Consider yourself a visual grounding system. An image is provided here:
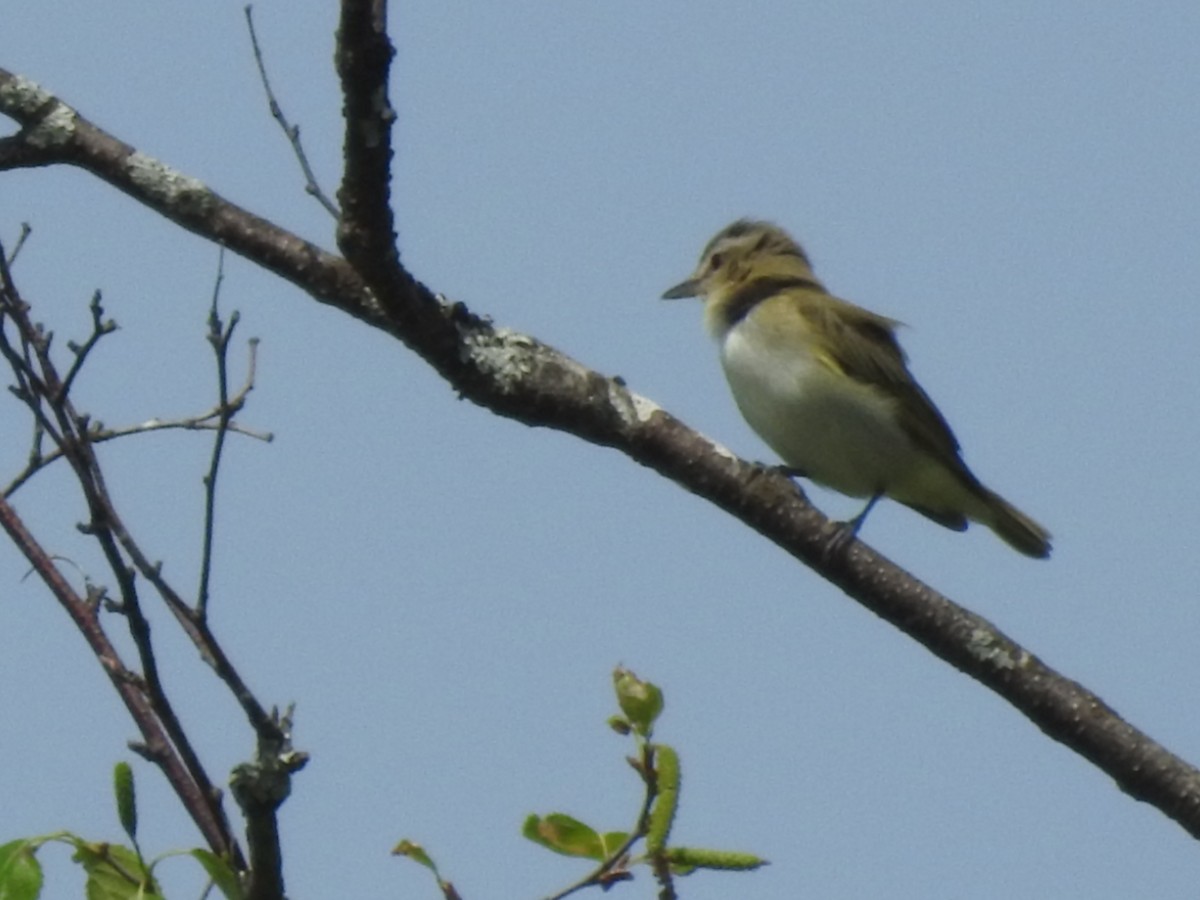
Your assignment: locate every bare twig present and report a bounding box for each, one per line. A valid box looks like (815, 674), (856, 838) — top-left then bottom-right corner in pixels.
(198, 248), (239, 617)
(1, 276), (269, 499)
(59, 290), (116, 401)
(5, 222), (31, 265)
(244, 4), (340, 218)
(0, 251), (245, 868)
(2, 408), (271, 498)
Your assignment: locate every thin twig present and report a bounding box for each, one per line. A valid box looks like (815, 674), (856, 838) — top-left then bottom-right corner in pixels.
(244, 4), (340, 218)
(0, 264), (65, 451)
(59, 290), (117, 401)
(198, 248), (236, 617)
(2, 411), (271, 498)
(5, 222), (31, 265)
(1, 279), (270, 500)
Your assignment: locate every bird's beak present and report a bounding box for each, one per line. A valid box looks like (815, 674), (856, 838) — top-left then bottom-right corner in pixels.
(661, 278), (701, 300)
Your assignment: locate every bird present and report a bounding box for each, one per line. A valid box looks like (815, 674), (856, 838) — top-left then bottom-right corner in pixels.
(661, 219), (1051, 558)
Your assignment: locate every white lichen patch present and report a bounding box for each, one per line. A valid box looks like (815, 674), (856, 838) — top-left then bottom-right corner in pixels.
(626, 392), (662, 425)
(605, 384), (658, 430)
(0, 74), (52, 116)
(29, 103), (77, 147)
(126, 152), (212, 215)
(0, 75), (76, 147)
(966, 627), (1021, 670)
(463, 327), (542, 388)
(705, 440), (740, 463)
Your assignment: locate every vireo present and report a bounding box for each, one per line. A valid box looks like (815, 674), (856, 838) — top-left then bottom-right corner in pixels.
(662, 219), (1051, 558)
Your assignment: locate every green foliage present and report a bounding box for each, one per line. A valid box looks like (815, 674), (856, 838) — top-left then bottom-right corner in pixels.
(612, 667), (664, 738)
(392, 839), (437, 873)
(0, 833), (246, 900)
(521, 814), (628, 861)
(0, 839), (43, 900)
(518, 667), (766, 895)
(0, 760), (245, 900)
(391, 840), (461, 900)
(71, 842), (162, 900)
(396, 668), (765, 896)
(189, 850), (246, 900)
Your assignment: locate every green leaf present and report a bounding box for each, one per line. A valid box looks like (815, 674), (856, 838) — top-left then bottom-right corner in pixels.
(72, 843), (162, 900)
(612, 668), (664, 737)
(112, 763), (137, 843)
(0, 839), (44, 900)
(391, 840), (438, 874)
(599, 831), (630, 856)
(189, 849), (245, 900)
(607, 715), (632, 736)
(392, 842), (461, 900)
(522, 814), (608, 861)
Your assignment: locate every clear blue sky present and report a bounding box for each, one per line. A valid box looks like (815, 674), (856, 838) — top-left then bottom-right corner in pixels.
(4, 2), (1200, 898)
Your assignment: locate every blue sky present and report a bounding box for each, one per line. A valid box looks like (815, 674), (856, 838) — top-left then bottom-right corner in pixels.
(4, 2), (1200, 898)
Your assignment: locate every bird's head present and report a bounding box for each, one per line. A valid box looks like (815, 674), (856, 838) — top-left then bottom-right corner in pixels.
(662, 219), (819, 304)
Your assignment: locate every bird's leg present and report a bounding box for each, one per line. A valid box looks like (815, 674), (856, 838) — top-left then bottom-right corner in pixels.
(844, 492), (881, 535)
(825, 491), (882, 556)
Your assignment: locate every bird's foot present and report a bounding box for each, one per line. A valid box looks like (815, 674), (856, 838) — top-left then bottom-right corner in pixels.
(774, 465), (807, 479)
(822, 519), (860, 560)
(754, 463), (808, 498)
(745, 462), (807, 496)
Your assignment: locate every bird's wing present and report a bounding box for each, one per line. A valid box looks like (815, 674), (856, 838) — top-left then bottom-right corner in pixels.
(797, 295), (973, 475)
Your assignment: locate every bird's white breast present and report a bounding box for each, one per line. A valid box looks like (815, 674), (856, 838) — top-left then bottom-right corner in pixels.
(718, 313), (922, 498)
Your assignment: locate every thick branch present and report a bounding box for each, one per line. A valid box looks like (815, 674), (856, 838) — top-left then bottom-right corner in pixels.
(334, 0), (399, 286)
(4, 63), (1200, 841)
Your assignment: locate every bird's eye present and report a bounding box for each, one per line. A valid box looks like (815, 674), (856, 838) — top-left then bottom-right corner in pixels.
(708, 252), (724, 271)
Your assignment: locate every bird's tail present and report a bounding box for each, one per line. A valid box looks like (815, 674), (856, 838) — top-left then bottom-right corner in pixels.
(981, 490), (1052, 559)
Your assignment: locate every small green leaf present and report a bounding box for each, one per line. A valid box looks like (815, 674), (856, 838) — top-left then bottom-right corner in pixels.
(522, 814), (606, 860)
(599, 831), (630, 856)
(112, 762), (137, 842)
(612, 668), (664, 737)
(665, 846), (769, 872)
(0, 839), (44, 900)
(392, 840), (437, 873)
(607, 715), (632, 736)
(72, 842), (162, 900)
(392, 841), (460, 900)
(190, 849), (245, 900)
